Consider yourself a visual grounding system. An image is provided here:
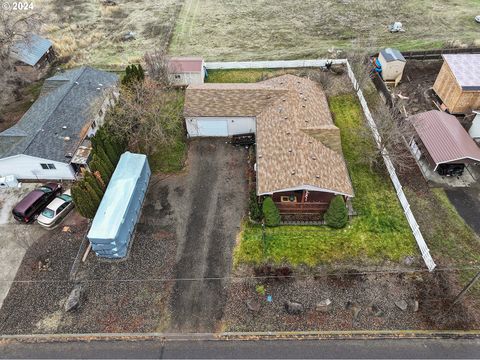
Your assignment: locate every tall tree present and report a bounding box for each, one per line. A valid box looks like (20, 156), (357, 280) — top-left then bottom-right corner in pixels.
(0, 8), (42, 113)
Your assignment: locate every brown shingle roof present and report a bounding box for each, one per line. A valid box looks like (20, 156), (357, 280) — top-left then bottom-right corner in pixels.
(184, 74), (354, 197)
(409, 110), (480, 166)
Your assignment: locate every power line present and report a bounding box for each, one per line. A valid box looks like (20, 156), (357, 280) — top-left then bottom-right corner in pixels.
(2, 265), (480, 284)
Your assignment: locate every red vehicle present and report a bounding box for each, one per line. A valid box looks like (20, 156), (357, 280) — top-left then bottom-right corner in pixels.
(12, 183), (62, 223)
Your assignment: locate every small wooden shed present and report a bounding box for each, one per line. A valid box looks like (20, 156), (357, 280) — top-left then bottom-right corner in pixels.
(168, 57), (205, 86)
(378, 48), (406, 82)
(433, 54), (480, 114)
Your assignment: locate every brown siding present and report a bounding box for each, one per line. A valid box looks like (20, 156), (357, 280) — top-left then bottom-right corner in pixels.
(433, 62), (480, 114)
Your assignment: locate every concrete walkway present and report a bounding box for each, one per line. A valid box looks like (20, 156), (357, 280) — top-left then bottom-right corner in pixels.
(0, 184), (47, 309)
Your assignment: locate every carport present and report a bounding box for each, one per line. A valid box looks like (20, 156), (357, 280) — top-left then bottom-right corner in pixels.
(408, 110), (480, 178)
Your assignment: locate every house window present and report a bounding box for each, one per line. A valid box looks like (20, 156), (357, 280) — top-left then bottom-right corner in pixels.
(98, 109), (103, 117)
(91, 120), (97, 129)
(40, 163), (56, 170)
(174, 74), (181, 79)
(280, 195), (297, 203)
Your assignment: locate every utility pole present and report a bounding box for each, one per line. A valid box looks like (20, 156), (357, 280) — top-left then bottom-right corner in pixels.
(450, 271), (480, 308)
(261, 221), (266, 257)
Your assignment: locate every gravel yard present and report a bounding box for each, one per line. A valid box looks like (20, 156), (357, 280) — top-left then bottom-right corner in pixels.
(0, 139), (248, 334)
(223, 270), (479, 332)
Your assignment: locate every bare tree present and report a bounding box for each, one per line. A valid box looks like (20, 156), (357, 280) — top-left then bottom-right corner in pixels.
(105, 78), (183, 155)
(143, 47), (172, 87)
(356, 100), (417, 173)
(0, 8), (42, 112)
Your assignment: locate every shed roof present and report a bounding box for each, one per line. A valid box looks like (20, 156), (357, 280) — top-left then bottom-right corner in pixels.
(442, 54), (480, 91)
(168, 57), (203, 73)
(380, 48), (406, 63)
(409, 110), (480, 165)
(184, 75), (354, 197)
(0, 66), (118, 162)
(11, 34), (52, 66)
(87, 152), (148, 240)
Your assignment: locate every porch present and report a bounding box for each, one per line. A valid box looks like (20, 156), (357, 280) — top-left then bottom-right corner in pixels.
(271, 190), (334, 221)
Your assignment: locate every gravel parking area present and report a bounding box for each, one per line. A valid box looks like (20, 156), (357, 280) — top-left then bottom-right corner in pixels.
(0, 139), (248, 334)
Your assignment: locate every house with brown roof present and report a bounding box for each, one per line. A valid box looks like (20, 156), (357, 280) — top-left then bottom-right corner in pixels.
(408, 110), (480, 177)
(184, 75), (354, 218)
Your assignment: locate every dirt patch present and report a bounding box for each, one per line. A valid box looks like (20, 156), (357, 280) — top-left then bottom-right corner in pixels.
(391, 60), (443, 116)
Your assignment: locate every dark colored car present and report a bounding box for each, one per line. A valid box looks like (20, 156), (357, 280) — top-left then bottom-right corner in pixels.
(12, 183), (62, 223)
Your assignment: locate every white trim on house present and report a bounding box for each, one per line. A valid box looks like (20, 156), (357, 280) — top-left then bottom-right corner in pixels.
(258, 184), (353, 198)
(0, 154), (75, 180)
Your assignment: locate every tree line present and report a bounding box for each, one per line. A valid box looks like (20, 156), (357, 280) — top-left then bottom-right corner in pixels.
(71, 127), (126, 219)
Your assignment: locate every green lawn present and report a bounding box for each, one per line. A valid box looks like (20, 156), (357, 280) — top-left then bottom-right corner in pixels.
(234, 94), (416, 267)
(206, 69), (300, 83)
(142, 91), (187, 174)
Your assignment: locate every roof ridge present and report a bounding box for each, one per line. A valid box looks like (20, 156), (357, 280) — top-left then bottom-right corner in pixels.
(22, 67), (88, 155)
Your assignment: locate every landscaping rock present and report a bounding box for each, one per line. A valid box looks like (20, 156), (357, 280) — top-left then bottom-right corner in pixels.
(395, 299), (408, 311)
(246, 299), (260, 312)
(413, 300), (419, 312)
(403, 256), (415, 266)
(346, 301), (361, 320)
(316, 298), (332, 312)
(284, 300), (304, 315)
(64, 284), (82, 312)
(370, 304), (384, 317)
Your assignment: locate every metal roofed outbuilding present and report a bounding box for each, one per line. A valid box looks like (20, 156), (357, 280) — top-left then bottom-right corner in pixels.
(11, 34), (53, 67)
(87, 152), (151, 259)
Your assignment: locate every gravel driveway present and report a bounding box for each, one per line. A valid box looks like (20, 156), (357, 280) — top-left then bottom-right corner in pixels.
(159, 139), (248, 332)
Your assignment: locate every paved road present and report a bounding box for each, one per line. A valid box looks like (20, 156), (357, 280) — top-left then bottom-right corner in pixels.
(2, 338), (480, 359)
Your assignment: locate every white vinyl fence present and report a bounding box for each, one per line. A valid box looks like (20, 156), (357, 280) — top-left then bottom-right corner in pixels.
(204, 58), (436, 271)
(344, 61), (436, 272)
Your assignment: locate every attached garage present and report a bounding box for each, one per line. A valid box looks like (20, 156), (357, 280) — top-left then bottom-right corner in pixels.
(186, 116), (256, 137)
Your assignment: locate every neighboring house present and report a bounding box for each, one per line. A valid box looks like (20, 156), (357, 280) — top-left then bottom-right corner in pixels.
(0, 66), (118, 181)
(168, 57), (205, 86)
(10, 34), (55, 72)
(184, 74), (354, 218)
(87, 152), (151, 259)
(377, 48), (406, 83)
(408, 110), (480, 176)
(433, 54), (480, 114)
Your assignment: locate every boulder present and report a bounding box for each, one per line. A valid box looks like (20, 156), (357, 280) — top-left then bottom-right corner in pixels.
(370, 304), (384, 317)
(316, 299), (332, 312)
(246, 299), (260, 312)
(284, 300), (304, 315)
(64, 284), (83, 312)
(413, 300), (419, 312)
(395, 299), (408, 311)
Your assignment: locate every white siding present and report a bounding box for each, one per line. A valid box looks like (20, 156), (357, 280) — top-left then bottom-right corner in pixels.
(170, 71), (204, 86)
(186, 117), (256, 137)
(0, 155), (75, 180)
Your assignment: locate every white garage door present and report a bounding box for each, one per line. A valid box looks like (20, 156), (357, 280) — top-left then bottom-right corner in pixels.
(197, 119), (229, 137)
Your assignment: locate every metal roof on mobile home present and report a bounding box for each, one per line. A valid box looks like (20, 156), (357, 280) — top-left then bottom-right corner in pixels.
(87, 152), (148, 240)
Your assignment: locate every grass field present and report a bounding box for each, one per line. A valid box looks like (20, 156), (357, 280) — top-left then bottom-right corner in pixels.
(170, 0), (480, 60)
(234, 93), (416, 267)
(41, 0), (183, 68)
